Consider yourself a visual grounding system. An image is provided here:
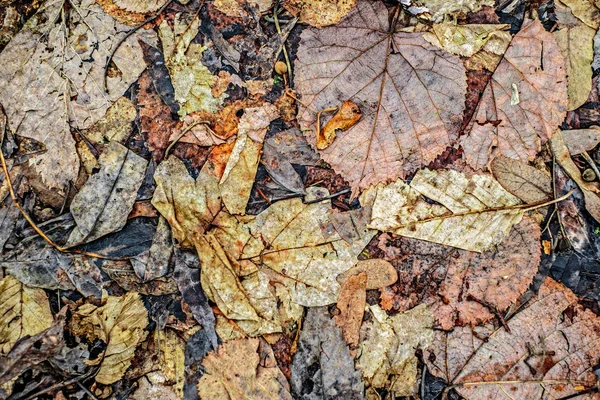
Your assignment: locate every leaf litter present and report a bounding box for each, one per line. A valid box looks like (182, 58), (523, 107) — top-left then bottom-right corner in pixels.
(1, 0), (600, 399)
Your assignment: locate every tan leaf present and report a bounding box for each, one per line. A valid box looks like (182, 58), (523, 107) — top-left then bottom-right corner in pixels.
(334, 272), (367, 355)
(97, 0), (169, 25)
(357, 304), (434, 397)
(0, 276), (53, 355)
(198, 338), (292, 400)
(424, 23), (511, 58)
(337, 259), (398, 290)
(561, 126), (600, 154)
(317, 100), (362, 150)
(461, 19), (568, 170)
(81, 97), (137, 145)
(70, 292), (148, 385)
(295, 0), (466, 195)
(491, 156), (552, 203)
(377, 217), (541, 329)
(413, 0), (494, 22)
(157, 329), (185, 398)
(284, 0), (356, 28)
(214, 0), (273, 17)
(366, 168), (524, 252)
(425, 278), (600, 399)
(0, 0), (148, 191)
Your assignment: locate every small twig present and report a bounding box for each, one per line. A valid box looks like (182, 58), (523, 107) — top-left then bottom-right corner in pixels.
(421, 364), (427, 400)
(304, 188), (351, 204)
(273, 4), (292, 83)
(285, 90), (319, 114)
(164, 120), (212, 158)
(76, 382), (99, 400)
(20, 367), (98, 400)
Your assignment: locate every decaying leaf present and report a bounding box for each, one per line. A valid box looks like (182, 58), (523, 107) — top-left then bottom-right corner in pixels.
(491, 156), (552, 203)
(412, 0), (494, 22)
(0, 275), (53, 355)
(317, 100), (362, 150)
(70, 292), (149, 384)
(378, 216), (541, 329)
(295, 0), (467, 195)
(334, 272), (367, 354)
(156, 329), (186, 398)
(97, 0), (170, 25)
(81, 97), (137, 144)
(561, 125), (600, 154)
(284, 0), (357, 28)
(366, 168), (524, 252)
(461, 19), (568, 170)
(131, 216), (173, 282)
(198, 338), (292, 400)
(337, 259), (398, 290)
(291, 307), (364, 400)
(424, 23), (511, 58)
(357, 304), (433, 397)
(0, 0), (148, 190)
(67, 141), (148, 246)
(159, 14), (225, 116)
(214, 0), (273, 17)
(425, 278), (600, 399)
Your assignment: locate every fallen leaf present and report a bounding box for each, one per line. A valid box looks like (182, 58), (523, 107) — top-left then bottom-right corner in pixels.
(413, 0), (494, 22)
(461, 19), (568, 170)
(66, 142), (148, 246)
(131, 216), (173, 282)
(377, 216), (541, 329)
(0, 275), (53, 355)
(284, 0), (357, 28)
(491, 156), (552, 203)
(70, 292), (149, 385)
(81, 97), (137, 145)
(357, 304), (433, 397)
(317, 100), (362, 150)
(334, 272), (366, 355)
(139, 39), (180, 115)
(337, 259), (398, 290)
(367, 168), (524, 252)
(551, 129), (600, 222)
(0, 0), (148, 191)
(554, 0), (599, 110)
(425, 278), (600, 399)
(97, 0), (169, 25)
(561, 126), (600, 154)
(156, 329), (186, 398)
(131, 374), (179, 400)
(198, 338), (292, 400)
(291, 307), (364, 399)
(424, 23), (511, 57)
(214, 0), (273, 17)
(183, 328), (216, 399)
(295, 0), (467, 195)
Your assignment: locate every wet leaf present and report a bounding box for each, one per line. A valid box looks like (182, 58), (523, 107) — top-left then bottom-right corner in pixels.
(337, 259), (398, 290)
(367, 168), (524, 252)
(291, 307), (364, 400)
(284, 0), (357, 28)
(198, 338), (292, 400)
(491, 156), (552, 203)
(67, 142), (148, 246)
(0, 275), (53, 355)
(425, 278), (600, 399)
(461, 19), (568, 170)
(357, 304), (433, 397)
(0, 0), (148, 190)
(70, 292), (149, 384)
(561, 125), (600, 154)
(295, 0), (466, 195)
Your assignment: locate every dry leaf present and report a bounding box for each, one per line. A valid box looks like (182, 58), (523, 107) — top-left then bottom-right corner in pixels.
(357, 304), (433, 397)
(334, 272), (367, 355)
(424, 23), (511, 58)
(156, 329), (186, 398)
(66, 142), (148, 247)
(291, 307), (364, 399)
(214, 0), (273, 17)
(561, 126), (600, 154)
(295, 0), (466, 195)
(337, 259), (398, 290)
(70, 292), (149, 384)
(284, 0), (357, 28)
(97, 0), (169, 25)
(82, 97), (137, 144)
(378, 217), (541, 329)
(0, 276), (53, 355)
(491, 156), (552, 203)
(413, 0), (494, 22)
(461, 19), (568, 170)
(0, 0), (148, 191)
(425, 278), (600, 399)
(198, 338), (292, 400)
(366, 168), (524, 252)
(317, 100), (362, 150)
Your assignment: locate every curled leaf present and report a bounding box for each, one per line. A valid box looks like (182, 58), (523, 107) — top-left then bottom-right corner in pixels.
(317, 100), (362, 150)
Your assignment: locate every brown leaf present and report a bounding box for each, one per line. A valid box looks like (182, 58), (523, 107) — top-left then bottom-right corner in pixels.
(561, 126), (600, 154)
(96, 0), (169, 26)
(377, 216), (541, 329)
(295, 0), (466, 195)
(333, 272), (366, 355)
(284, 0), (357, 28)
(491, 156), (552, 203)
(337, 259), (398, 290)
(461, 19), (568, 170)
(317, 100), (362, 150)
(425, 278), (600, 399)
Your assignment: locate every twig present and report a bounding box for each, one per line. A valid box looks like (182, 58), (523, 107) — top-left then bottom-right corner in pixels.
(20, 367), (98, 400)
(76, 382), (99, 400)
(304, 188), (351, 204)
(581, 150), (600, 182)
(273, 4), (292, 83)
(164, 120), (212, 158)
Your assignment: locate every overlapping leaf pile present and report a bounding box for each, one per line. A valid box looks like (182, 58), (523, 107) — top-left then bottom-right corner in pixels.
(1, 0), (600, 399)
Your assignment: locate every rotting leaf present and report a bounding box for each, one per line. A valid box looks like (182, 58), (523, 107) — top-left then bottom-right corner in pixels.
(291, 307), (364, 400)
(295, 0), (467, 195)
(131, 216), (173, 282)
(334, 272), (366, 355)
(0, 275), (53, 355)
(491, 156), (552, 203)
(366, 168), (524, 252)
(411, 0), (494, 22)
(423, 23), (511, 58)
(70, 292), (149, 385)
(96, 0), (169, 26)
(66, 141), (148, 247)
(425, 277), (600, 399)
(357, 304), (433, 397)
(81, 97), (137, 145)
(284, 0), (357, 28)
(0, 0), (149, 191)
(214, 0), (273, 17)
(461, 19), (568, 170)
(317, 100), (362, 150)
(198, 338), (292, 400)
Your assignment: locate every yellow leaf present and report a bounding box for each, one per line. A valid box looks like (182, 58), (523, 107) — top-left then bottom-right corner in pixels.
(0, 276), (53, 354)
(157, 329), (185, 398)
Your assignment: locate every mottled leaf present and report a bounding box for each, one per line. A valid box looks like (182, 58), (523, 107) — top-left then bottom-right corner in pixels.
(284, 0), (356, 27)
(131, 216), (173, 282)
